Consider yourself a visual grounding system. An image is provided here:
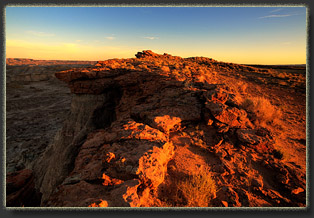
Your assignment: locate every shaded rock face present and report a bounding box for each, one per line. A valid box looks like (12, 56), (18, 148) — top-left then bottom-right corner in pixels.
(32, 51), (305, 207)
(33, 92), (122, 204)
(6, 169), (42, 207)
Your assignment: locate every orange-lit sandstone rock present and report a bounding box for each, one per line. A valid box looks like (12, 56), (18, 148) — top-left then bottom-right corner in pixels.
(30, 51), (306, 207)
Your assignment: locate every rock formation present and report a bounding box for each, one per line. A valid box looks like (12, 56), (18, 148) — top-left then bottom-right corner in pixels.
(19, 51), (305, 207)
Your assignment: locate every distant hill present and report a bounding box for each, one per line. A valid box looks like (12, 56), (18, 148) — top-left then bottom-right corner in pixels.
(246, 64), (306, 69)
(6, 58), (97, 66)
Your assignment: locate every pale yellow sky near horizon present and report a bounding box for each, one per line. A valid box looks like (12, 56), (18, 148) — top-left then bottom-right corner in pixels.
(6, 39), (306, 65)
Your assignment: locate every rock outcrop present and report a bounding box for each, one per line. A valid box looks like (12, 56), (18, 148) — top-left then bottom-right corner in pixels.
(30, 51), (305, 207)
(6, 169), (42, 207)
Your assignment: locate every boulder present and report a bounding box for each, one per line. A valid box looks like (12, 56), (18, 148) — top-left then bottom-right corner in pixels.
(135, 50), (162, 58)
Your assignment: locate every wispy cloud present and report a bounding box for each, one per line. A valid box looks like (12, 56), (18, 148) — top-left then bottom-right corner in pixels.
(76, 40), (82, 42)
(270, 8), (283, 13)
(258, 13), (300, 19)
(26, 30), (55, 37)
(143, 36), (159, 40)
(105, 36), (115, 40)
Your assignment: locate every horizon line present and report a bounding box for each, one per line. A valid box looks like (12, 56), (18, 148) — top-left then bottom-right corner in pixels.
(5, 56), (306, 66)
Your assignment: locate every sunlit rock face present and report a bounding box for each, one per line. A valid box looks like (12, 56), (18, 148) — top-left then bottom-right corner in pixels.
(32, 51), (305, 207)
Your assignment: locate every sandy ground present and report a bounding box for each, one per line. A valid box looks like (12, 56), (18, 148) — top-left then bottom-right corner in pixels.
(6, 79), (72, 172)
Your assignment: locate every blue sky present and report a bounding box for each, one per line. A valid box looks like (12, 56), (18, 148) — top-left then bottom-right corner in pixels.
(6, 6), (307, 64)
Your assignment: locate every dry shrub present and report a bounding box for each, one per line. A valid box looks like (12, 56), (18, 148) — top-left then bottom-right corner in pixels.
(177, 166), (216, 207)
(227, 80), (248, 95)
(222, 80), (249, 107)
(241, 97), (282, 127)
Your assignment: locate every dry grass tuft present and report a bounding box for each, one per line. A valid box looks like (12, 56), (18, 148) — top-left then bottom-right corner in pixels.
(241, 97), (282, 127)
(177, 166), (216, 207)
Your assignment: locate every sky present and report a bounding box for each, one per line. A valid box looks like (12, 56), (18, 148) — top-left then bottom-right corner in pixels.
(5, 6), (307, 64)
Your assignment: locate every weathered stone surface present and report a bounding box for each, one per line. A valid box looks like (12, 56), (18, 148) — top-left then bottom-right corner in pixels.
(205, 101), (252, 129)
(236, 129), (262, 145)
(203, 87), (229, 104)
(27, 50), (305, 207)
(291, 187), (304, 195)
(109, 179), (141, 207)
(135, 50), (164, 59)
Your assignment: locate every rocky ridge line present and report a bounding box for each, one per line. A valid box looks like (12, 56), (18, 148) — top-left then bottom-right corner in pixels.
(7, 51), (305, 207)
